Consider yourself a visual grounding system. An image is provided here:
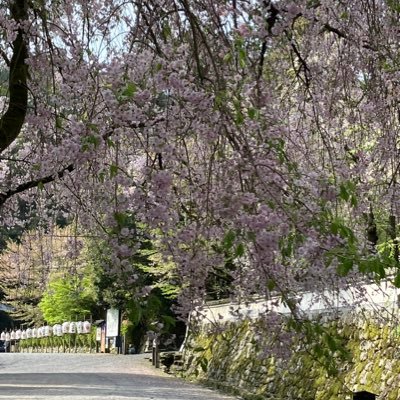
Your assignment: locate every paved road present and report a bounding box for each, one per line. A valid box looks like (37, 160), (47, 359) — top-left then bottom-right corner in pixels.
(0, 353), (237, 400)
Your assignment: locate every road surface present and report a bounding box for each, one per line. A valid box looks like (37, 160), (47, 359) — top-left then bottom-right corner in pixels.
(0, 353), (237, 400)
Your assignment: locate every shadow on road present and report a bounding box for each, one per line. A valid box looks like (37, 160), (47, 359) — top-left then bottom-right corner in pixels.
(0, 372), (231, 399)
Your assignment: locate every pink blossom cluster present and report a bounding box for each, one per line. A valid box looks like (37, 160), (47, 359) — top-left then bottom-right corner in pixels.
(0, 0), (398, 328)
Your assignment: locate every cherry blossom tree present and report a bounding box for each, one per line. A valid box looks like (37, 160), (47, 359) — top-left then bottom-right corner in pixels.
(0, 226), (87, 323)
(1, 0), (400, 329)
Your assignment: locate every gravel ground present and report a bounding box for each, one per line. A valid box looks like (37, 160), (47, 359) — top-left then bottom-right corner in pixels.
(0, 353), (238, 400)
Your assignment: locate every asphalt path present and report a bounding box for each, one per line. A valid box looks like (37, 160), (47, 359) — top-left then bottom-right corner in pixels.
(0, 353), (237, 400)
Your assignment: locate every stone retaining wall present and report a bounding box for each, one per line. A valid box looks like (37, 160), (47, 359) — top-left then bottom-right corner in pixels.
(178, 314), (400, 400)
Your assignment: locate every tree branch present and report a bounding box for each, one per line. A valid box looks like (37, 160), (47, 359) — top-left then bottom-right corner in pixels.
(0, 50), (10, 67)
(0, 164), (74, 207)
(0, 118), (165, 208)
(0, 0), (28, 154)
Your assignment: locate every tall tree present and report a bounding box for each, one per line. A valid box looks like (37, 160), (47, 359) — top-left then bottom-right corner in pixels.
(0, 0), (400, 330)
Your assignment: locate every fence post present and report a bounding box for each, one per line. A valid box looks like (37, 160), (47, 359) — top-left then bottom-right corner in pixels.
(153, 337), (160, 368)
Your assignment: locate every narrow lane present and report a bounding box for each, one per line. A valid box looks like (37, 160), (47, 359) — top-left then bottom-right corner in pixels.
(0, 353), (237, 400)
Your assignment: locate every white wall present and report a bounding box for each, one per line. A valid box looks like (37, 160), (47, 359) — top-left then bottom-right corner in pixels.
(197, 281), (399, 325)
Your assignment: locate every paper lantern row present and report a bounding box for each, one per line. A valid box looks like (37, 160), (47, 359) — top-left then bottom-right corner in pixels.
(0, 321), (91, 340)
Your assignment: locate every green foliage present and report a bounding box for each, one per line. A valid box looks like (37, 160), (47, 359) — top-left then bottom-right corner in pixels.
(338, 180), (358, 207)
(234, 36), (247, 69)
(387, 0), (400, 13)
(279, 230), (304, 260)
(183, 317), (400, 399)
(81, 134), (100, 151)
(140, 249), (181, 299)
(120, 81), (137, 99)
(126, 289), (176, 332)
(203, 234), (238, 300)
(39, 273), (97, 324)
(286, 318), (351, 377)
(84, 217), (183, 349)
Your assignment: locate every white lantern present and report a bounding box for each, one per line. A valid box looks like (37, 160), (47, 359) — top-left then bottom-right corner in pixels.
(10, 331), (15, 340)
(76, 321), (83, 334)
(0, 332), (5, 340)
(32, 328), (37, 338)
(44, 326), (52, 337)
(83, 321), (91, 334)
(5, 332), (10, 341)
(69, 322), (76, 334)
(62, 322), (70, 334)
(16, 330), (22, 340)
(21, 330), (26, 340)
(26, 328), (32, 339)
(37, 327), (43, 338)
(55, 324), (62, 336)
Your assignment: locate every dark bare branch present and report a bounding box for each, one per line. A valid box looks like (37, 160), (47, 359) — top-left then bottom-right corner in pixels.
(0, 118), (165, 207)
(0, 164), (74, 207)
(0, 50), (10, 67)
(0, 0), (28, 154)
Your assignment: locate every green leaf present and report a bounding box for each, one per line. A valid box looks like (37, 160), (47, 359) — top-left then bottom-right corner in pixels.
(55, 116), (63, 129)
(350, 195), (358, 207)
(394, 273), (400, 288)
(235, 37), (247, 68)
(114, 212), (127, 226)
(214, 90), (227, 108)
(161, 315), (176, 328)
(223, 52), (232, 63)
(330, 220), (339, 235)
(235, 111), (244, 125)
(235, 243), (245, 257)
(312, 343), (323, 358)
(223, 230), (235, 250)
(87, 123), (99, 133)
(247, 107), (258, 120)
(238, 47), (247, 68)
(162, 22), (171, 39)
(110, 164), (119, 178)
(324, 333), (338, 352)
(375, 262), (386, 279)
(338, 181), (357, 207)
(337, 257), (353, 276)
(330, 218), (355, 244)
(339, 183), (350, 201)
(121, 82), (137, 99)
(81, 135), (100, 151)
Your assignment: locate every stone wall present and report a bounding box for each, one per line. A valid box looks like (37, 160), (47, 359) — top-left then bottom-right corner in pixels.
(177, 314), (400, 400)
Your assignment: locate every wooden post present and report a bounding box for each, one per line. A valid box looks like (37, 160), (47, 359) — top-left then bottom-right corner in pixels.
(152, 337), (160, 368)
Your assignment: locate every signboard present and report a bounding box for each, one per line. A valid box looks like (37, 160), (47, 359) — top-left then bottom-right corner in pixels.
(96, 327), (101, 341)
(106, 308), (120, 337)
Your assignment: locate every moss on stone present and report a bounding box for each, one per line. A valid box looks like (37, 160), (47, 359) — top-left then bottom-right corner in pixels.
(180, 315), (400, 399)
